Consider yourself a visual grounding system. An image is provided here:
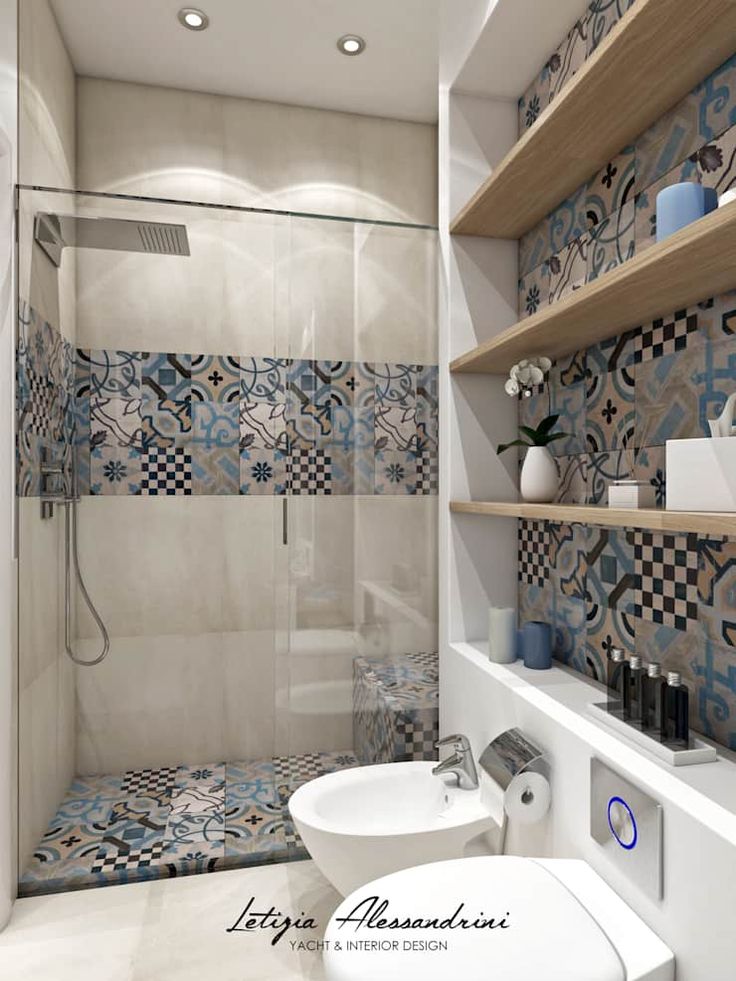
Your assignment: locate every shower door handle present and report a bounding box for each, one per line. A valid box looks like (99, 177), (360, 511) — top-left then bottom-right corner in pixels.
(282, 497), (288, 546)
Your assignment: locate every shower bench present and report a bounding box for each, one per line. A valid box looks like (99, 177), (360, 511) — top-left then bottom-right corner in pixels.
(353, 652), (439, 765)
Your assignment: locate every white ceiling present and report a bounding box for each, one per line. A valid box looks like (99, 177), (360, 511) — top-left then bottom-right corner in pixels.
(49, 0), (440, 123)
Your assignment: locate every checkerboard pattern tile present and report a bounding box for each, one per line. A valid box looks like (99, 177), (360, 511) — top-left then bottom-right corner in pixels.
(353, 654), (438, 765)
(140, 446), (192, 495)
(91, 842), (164, 873)
(633, 311), (698, 364)
(288, 448), (332, 494)
(120, 767), (179, 796)
(406, 651), (440, 675)
(633, 530), (699, 631)
(396, 719), (438, 760)
(518, 519), (551, 587)
(416, 449), (439, 494)
(26, 369), (56, 439)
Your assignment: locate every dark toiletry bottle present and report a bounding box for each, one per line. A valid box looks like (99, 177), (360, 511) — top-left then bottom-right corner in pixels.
(625, 655), (645, 725)
(607, 648), (629, 716)
(661, 671), (690, 745)
(641, 662), (665, 733)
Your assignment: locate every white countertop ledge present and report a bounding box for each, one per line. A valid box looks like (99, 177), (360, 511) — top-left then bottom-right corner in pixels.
(447, 641), (736, 846)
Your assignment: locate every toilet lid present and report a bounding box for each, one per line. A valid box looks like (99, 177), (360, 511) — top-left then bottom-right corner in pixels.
(323, 856), (625, 981)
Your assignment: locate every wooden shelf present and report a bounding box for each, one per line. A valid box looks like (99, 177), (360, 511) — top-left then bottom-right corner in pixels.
(450, 0), (736, 239)
(450, 500), (736, 535)
(450, 204), (736, 374)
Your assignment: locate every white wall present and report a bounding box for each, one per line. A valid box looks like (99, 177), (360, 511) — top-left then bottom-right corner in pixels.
(0, 0), (18, 934)
(442, 644), (736, 981)
(437, 83), (519, 655)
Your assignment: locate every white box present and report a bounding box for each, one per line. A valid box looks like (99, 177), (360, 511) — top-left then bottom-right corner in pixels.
(666, 437), (736, 511)
(608, 480), (657, 509)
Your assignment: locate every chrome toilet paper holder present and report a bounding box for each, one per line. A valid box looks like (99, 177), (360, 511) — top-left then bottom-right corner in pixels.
(479, 727), (548, 853)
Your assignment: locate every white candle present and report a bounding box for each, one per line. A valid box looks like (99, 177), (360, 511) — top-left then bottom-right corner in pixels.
(488, 607), (518, 663)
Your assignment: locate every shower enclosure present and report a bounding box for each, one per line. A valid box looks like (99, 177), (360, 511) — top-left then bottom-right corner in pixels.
(15, 186), (438, 894)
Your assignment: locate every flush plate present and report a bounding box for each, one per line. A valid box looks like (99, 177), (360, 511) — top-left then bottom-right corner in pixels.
(590, 758), (663, 901)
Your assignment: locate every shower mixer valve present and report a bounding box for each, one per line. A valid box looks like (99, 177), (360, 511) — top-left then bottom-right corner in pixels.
(39, 447), (68, 519)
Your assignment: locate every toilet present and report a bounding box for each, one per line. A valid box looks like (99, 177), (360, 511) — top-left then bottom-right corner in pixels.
(323, 856), (674, 981)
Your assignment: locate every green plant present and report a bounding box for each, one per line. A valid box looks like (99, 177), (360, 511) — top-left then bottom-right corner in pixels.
(497, 413), (570, 455)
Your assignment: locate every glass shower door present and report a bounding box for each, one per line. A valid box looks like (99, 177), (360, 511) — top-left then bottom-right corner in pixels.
(279, 213), (439, 773)
(16, 187), (288, 893)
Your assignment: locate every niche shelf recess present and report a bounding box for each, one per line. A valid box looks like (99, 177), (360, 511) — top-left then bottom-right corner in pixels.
(449, 501), (736, 536)
(451, 0), (736, 239)
(450, 203), (736, 374)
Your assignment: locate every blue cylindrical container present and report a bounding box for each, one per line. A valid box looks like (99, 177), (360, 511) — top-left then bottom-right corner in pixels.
(522, 621), (552, 670)
(656, 182), (718, 242)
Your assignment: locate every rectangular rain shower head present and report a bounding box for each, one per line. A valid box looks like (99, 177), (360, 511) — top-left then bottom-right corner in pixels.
(34, 213), (191, 268)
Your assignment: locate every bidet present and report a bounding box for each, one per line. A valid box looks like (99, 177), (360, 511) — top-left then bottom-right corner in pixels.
(288, 761), (494, 895)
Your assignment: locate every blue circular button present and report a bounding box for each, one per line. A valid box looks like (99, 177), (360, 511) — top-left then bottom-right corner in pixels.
(607, 795), (638, 850)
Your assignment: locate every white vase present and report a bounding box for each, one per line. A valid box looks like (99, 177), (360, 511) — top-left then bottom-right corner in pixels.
(520, 446), (559, 503)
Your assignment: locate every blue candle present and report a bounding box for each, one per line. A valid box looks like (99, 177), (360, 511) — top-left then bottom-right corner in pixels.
(656, 182), (718, 242)
(522, 621), (552, 670)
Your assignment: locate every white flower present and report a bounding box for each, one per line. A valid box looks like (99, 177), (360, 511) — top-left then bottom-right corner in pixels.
(504, 354), (552, 397)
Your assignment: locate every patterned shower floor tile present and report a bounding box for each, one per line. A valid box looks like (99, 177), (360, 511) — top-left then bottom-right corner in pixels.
(19, 750), (358, 898)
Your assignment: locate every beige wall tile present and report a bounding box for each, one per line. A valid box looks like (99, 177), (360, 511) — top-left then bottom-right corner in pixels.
(75, 632), (227, 774)
(74, 200), (437, 364)
(75, 630), (280, 774)
(18, 189), (77, 341)
(285, 652), (354, 754)
(354, 496), (438, 656)
(288, 496), (355, 631)
(355, 225), (438, 363)
(221, 631), (276, 761)
(76, 78), (224, 203)
(18, 499), (62, 691)
(74, 496), (278, 640)
(74, 202), (282, 356)
(18, 661), (62, 869)
(77, 77), (438, 226)
(19, 0), (75, 188)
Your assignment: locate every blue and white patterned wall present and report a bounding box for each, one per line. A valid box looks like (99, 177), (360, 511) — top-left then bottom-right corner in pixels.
(515, 1), (736, 749)
(16, 303), (439, 499)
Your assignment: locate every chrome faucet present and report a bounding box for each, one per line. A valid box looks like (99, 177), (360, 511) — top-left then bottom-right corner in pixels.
(432, 734), (479, 790)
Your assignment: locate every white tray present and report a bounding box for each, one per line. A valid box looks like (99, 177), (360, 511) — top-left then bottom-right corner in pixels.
(589, 702), (718, 766)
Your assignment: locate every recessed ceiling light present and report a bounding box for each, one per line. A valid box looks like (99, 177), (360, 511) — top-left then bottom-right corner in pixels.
(178, 7), (209, 31)
(337, 34), (366, 56)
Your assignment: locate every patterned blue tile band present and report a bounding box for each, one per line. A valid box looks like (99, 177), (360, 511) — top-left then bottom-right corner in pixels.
(15, 307), (439, 499)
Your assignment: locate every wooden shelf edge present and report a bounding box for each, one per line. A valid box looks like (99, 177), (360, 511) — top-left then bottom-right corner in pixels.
(450, 0), (736, 239)
(449, 203), (736, 375)
(449, 500), (736, 535)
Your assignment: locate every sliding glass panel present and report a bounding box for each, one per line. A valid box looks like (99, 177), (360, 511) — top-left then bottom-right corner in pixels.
(16, 189), (282, 894)
(280, 216), (439, 772)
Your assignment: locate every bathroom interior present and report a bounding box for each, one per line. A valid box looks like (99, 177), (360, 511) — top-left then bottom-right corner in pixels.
(2, 1), (736, 979)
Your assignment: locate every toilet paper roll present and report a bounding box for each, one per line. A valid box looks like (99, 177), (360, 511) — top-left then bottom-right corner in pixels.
(504, 771), (551, 825)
